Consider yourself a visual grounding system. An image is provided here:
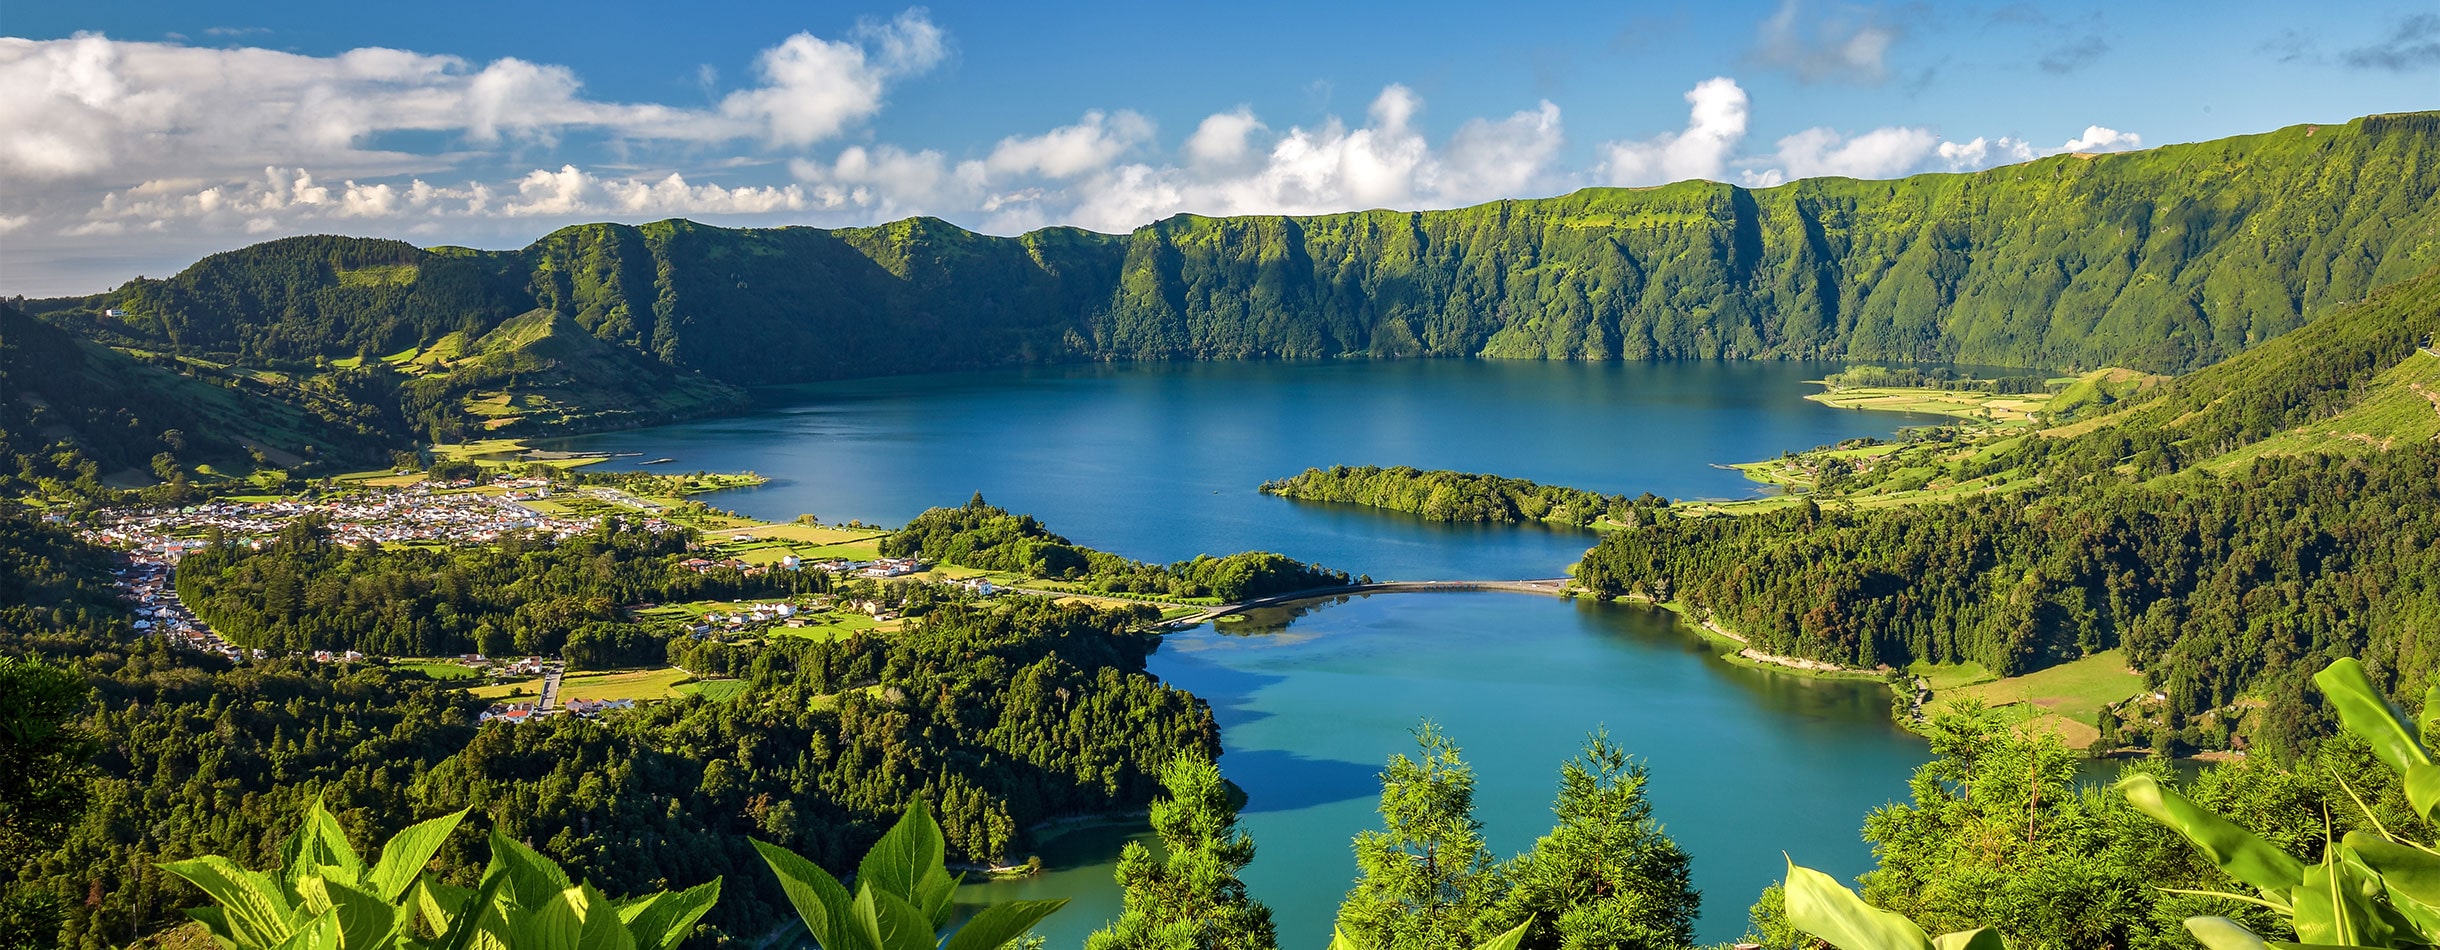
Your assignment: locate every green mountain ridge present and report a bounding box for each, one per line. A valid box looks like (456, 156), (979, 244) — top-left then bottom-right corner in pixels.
(26, 112), (2440, 429)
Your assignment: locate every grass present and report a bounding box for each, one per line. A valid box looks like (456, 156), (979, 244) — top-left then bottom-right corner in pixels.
(1924, 649), (2147, 749)
(471, 678), (542, 701)
(1807, 386), (2048, 424)
(674, 678), (748, 701)
(557, 667), (697, 703)
(396, 661), (482, 681)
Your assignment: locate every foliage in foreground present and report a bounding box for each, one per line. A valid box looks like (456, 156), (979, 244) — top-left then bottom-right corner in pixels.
(755, 803), (1065, 950)
(1776, 656), (2440, 950)
(1336, 726), (1699, 950)
(162, 800), (716, 950)
(1086, 755), (1277, 950)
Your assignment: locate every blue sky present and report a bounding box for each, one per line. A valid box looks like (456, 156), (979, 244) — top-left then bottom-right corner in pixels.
(2, 0), (2434, 293)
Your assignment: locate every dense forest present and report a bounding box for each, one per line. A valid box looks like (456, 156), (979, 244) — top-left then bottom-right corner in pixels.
(0, 515), (1218, 948)
(173, 514), (803, 664)
(883, 495), (1354, 600)
(1260, 466), (1667, 529)
(16, 114), (2436, 451)
(1574, 269), (2440, 756)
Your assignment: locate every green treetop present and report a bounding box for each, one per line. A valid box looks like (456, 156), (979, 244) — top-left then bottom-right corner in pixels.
(1489, 732), (1698, 950)
(1338, 723), (1506, 950)
(1085, 754), (1277, 950)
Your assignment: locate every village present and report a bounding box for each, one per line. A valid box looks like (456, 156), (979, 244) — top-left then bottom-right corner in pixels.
(78, 478), (649, 555)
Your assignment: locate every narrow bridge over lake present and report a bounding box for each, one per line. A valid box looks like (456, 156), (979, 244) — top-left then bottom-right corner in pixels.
(1165, 577), (1574, 627)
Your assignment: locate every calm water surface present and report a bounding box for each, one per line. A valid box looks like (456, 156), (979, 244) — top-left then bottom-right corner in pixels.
(549, 359), (1944, 945)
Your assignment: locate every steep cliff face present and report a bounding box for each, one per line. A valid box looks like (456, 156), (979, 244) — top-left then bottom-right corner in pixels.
(46, 112), (2440, 396)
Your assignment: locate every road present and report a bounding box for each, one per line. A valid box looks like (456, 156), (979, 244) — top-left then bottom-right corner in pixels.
(1162, 577), (1574, 627)
(538, 664), (565, 710)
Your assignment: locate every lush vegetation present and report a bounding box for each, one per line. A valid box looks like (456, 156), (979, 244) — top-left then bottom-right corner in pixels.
(172, 515), (805, 664)
(1261, 466), (1666, 529)
(882, 495), (1353, 600)
(0, 515), (1217, 948)
(1333, 726), (1699, 950)
(19, 114), (2436, 463)
(1576, 269), (2440, 756)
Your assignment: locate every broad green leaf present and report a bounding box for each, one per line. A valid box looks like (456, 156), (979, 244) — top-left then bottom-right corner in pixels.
(622, 878), (721, 950)
(268, 909), (343, 950)
(2290, 849), (2394, 948)
(915, 865), (961, 931)
(941, 899), (1070, 950)
(2313, 659), (2430, 777)
(291, 800), (368, 893)
(574, 882), (637, 950)
(1472, 919), (1532, 950)
(2118, 774), (2307, 892)
(2408, 763), (2440, 823)
(1328, 926), (1362, 950)
(295, 876), (402, 950)
(847, 886), (936, 950)
(2347, 831), (2440, 905)
(483, 830), (574, 909)
(1929, 928), (2006, 950)
(368, 809), (467, 902)
(433, 873), (511, 950)
(2182, 917), (2271, 950)
(505, 887), (583, 950)
(160, 854), (301, 948)
(414, 878), (474, 939)
(1782, 860), (1934, 950)
(753, 839), (857, 950)
(857, 803), (946, 903)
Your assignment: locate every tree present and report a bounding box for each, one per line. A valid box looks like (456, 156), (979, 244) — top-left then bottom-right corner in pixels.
(1489, 732), (1698, 950)
(1086, 754), (1276, 950)
(1850, 701), (2158, 948)
(0, 656), (95, 950)
(1338, 723), (1504, 950)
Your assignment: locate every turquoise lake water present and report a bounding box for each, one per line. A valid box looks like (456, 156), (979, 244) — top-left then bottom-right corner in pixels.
(547, 359), (1948, 945)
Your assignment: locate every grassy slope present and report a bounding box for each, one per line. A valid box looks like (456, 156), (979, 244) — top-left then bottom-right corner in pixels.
(30, 112), (2440, 400)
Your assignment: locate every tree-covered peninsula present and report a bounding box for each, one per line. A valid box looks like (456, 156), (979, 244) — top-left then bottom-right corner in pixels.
(1260, 466), (1665, 529)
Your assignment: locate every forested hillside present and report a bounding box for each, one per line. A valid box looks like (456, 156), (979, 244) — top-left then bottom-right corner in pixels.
(1, 514), (1217, 948)
(27, 113), (2439, 412)
(1574, 269), (2440, 756)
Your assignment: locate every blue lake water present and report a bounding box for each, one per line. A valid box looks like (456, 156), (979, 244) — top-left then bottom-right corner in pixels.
(547, 359), (1948, 945)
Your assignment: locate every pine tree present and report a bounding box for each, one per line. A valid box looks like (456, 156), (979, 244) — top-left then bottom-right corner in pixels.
(1489, 731), (1698, 950)
(1336, 723), (1502, 950)
(1085, 754), (1275, 950)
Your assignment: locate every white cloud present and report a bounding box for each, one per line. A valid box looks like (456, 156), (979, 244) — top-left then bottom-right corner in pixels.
(1595, 77), (1749, 186)
(1434, 100), (1565, 203)
(2056, 125), (2142, 153)
(1742, 125), (1940, 186)
(984, 111), (1156, 179)
(1182, 108), (1266, 172)
(1936, 136), (2035, 169)
(719, 10), (946, 148)
(0, 14), (944, 186)
(1751, 0), (1898, 83)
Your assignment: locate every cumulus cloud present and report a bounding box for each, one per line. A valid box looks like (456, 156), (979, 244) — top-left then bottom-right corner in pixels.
(0, 13), (944, 185)
(1740, 125), (1939, 186)
(1935, 136), (2035, 169)
(720, 10), (946, 147)
(2057, 125), (2141, 152)
(984, 111), (1156, 179)
(1751, 0), (1899, 83)
(1594, 77), (1749, 186)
